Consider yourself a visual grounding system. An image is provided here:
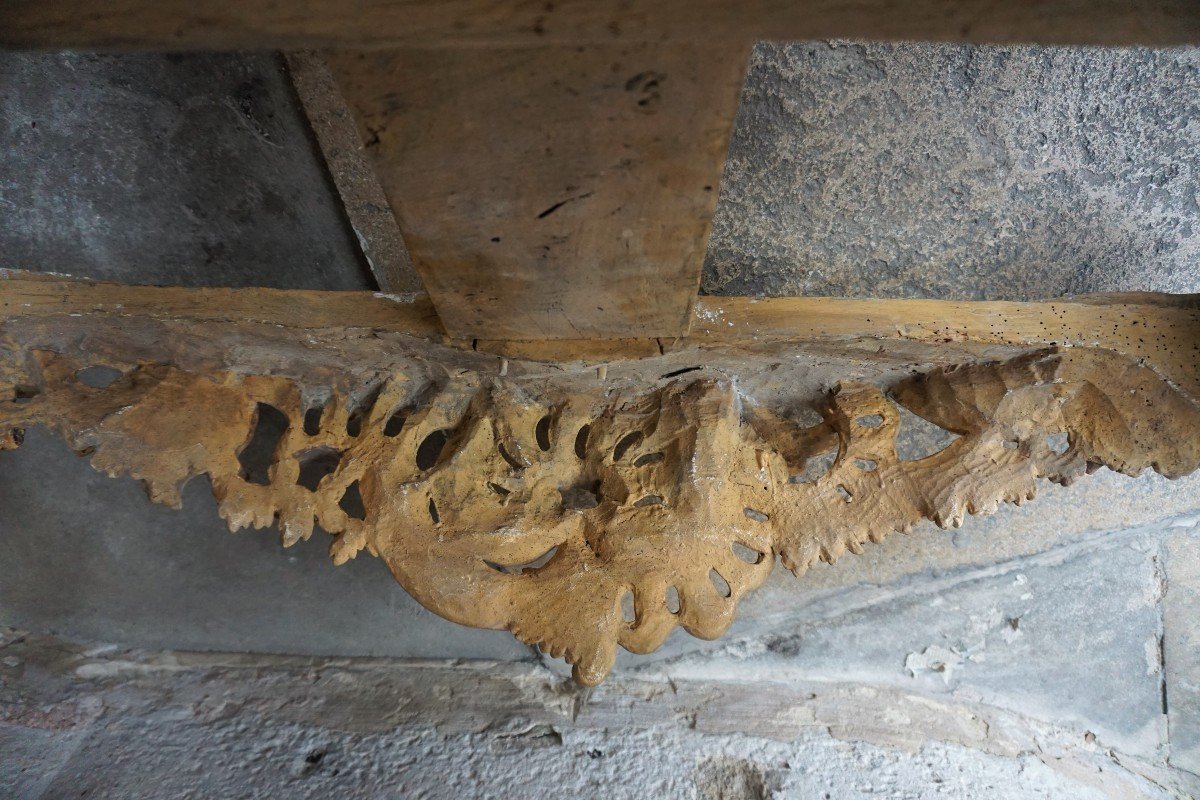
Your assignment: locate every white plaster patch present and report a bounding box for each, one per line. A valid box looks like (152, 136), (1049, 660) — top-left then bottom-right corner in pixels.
(905, 645), (965, 686)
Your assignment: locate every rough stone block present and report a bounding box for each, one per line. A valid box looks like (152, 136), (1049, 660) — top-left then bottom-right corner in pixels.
(705, 42), (1200, 300)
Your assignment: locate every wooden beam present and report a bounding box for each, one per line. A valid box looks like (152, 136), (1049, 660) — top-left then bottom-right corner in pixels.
(284, 50), (423, 294)
(4, 273), (1196, 397)
(2, 0), (1198, 49)
(325, 44), (748, 340)
(0, 269), (443, 335)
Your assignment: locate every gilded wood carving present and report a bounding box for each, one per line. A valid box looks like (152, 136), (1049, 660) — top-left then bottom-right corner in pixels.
(2, 273), (1197, 684)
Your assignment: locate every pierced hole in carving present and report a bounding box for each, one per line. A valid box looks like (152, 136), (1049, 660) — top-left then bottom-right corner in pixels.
(561, 484), (600, 511)
(665, 586), (681, 614)
(613, 431), (643, 461)
(1046, 432), (1070, 455)
(660, 366), (702, 379)
(620, 591), (636, 623)
(416, 430), (449, 471)
(535, 415), (553, 451)
(709, 569), (732, 599)
(633, 495), (663, 507)
(574, 424), (591, 459)
(303, 405), (324, 436)
(836, 484), (853, 502)
(12, 385), (39, 404)
(633, 452), (665, 467)
(75, 365), (122, 388)
(427, 496), (440, 525)
(345, 387), (382, 438)
(296, 447), (342, 491)
(743, 507), (769, 523)
(856, 414), (884, 428)
(338, 480), (366, 520)
(383, 410), (406, 437)
(485, 546), (559, 575)
(498, 441), (526, 471)
(237, 402), (289, 486)
(732, 542), (765, 564)
(487, 481), (511, 497)
(790, 449), (837, 484)
(894, 406), (961, 461)
(854, 458), (878, 472)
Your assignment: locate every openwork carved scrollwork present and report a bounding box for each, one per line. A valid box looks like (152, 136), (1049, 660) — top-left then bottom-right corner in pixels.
(2, 274), (1198, 683)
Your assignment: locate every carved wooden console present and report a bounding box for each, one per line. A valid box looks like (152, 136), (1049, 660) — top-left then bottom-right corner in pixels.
(2, 271), (1197, 683)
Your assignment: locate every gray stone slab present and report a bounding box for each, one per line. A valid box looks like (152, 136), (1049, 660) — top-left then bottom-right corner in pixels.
(704, 42), (1200, 300)
(0, 51), (372, 290)
(0, 428), (534, 662)
(1165, 519), (1200, 775)
(651, 532), (1169, 757)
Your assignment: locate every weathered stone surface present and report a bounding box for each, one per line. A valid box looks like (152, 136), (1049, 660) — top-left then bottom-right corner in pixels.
(0, 723), (84, 800)
(704, 42), (1200, 300)
(1, 629), (1191, 799)
(0, 52), (371, 290)
(647, 528), (1170, 758)
(1165, 518), (1200, 774)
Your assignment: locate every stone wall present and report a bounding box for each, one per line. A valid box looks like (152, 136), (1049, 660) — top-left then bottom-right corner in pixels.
(1, 44), (1198, 798)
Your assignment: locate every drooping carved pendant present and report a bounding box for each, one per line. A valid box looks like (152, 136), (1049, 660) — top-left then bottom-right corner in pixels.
(2, 272), (1198, 683)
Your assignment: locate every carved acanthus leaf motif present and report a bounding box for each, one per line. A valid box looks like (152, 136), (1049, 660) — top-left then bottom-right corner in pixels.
(1, 279), (1198, 684)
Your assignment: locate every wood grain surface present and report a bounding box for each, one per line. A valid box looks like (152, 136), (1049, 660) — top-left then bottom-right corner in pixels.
(3, 0), (1198, 49)
(327, 44), (748, 339)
